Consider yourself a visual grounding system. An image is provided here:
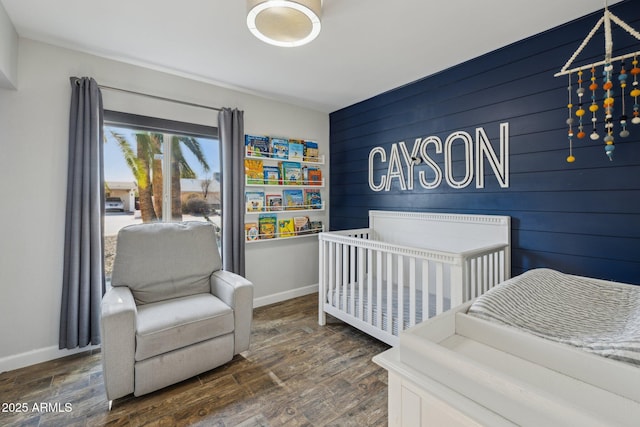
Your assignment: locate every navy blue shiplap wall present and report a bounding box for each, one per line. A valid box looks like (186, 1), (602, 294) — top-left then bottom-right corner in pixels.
(329, 0), (640, 284)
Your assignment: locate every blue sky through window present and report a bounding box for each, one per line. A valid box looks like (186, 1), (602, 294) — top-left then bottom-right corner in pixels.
(103, 126), (220, 182)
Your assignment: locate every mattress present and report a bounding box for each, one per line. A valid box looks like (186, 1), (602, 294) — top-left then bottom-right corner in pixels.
(329, 285), (450, 336)
(468, 268), (640, 366)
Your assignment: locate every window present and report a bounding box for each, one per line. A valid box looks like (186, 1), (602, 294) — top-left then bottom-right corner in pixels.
(103, 111), (220, 278)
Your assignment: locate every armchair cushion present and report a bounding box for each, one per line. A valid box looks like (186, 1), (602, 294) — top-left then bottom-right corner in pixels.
(135, 293), (234, 361)
(111, 222), (222, 305)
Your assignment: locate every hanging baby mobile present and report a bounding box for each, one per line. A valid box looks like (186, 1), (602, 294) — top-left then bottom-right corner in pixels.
(556, 4), (640, 162)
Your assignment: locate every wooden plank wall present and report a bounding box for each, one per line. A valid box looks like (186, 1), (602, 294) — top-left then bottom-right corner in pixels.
(329, 0), (640, 283)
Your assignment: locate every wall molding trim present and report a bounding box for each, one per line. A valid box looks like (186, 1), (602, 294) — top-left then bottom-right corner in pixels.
(0, 344), (100, 374)
(253, 284), (318, 308)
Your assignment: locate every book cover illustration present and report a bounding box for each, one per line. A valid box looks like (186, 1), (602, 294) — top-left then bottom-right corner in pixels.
(245, 191), (265, 212)
(288, 140), (304, 161)
(307, 168), (322, 185)
(245, 135), (270, 157)
(245, 158), (264, 184)
(271, 138), (289, 159)
(282, 189), (304, 210)
(304, 189), (322, 209)
(304, 141), (319, 161)
(263, 166), (281, 185)
(279, 161), (302, 185)
(282, 189), (305, 210)
(294, 216), (311, 235)
(310, 220), (323, 233)
(266, 194), (283, 211)
(278, 218), (296, 238)
(258, 214), (277, 239)
(245, 222), (259, 241)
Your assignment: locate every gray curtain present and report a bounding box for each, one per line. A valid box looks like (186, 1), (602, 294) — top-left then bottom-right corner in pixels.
(60, 77), (105, 349)
(218, 108), (245, 276)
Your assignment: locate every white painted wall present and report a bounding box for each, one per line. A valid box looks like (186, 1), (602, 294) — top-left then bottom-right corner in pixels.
(0, 2), (18, 88)
(0, 38), (329, 372)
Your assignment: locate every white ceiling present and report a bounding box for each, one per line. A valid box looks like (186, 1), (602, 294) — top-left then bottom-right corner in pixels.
(1, 0), (620, 113)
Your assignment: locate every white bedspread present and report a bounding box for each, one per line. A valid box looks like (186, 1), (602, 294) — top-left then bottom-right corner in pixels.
(467, 268), (640, 366)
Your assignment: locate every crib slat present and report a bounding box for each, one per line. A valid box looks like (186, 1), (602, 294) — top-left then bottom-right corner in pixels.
(422, 259), (429, 321)
(436, 263), (444, 314)
(397, 255), (404, 333)
(328, 242), (335, 306)
(349, 244), (356, 315)
(376, 250), (383, 329)
(358, 246), (365, 320)
(450, 260), (463, 308)
(489, 252), (496, 291)
(386, 252), (393, 334)
(469, 257), (476, 300)
(341, 243), (348, 311)
(480, 255), (486, 293)
(367, 248), (373, 325)
(409, 257), (416, 327)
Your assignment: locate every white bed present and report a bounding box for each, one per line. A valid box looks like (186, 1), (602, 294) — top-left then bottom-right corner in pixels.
(318, 210), (511, 346)
(374, 268), (640, 426)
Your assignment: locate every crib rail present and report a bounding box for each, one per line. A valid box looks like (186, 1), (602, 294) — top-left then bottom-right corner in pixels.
(318, 229), (509, 346)
(462, 243), (510, 301)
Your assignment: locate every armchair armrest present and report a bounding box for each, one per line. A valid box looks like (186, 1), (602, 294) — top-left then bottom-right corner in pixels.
(210, 270), (254, 354)
(100, 286), (137, 401)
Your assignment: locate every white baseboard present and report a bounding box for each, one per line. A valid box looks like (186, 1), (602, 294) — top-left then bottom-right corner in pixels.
(0, 344), (100, 374)
(253, 283), (318, 308)
(1, 286), (318, 373)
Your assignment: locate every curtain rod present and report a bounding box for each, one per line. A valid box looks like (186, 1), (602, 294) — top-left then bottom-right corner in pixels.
(98, 84), (222, 112)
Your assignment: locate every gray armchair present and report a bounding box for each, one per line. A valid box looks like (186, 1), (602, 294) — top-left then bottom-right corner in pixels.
(100, 221), (253, 402)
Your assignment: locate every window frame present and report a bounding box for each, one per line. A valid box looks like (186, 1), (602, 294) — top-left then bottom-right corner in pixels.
(104, 110), (218, 140)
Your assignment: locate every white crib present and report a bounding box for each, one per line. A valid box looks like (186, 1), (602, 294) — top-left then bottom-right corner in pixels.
(318, 211), (511, 346)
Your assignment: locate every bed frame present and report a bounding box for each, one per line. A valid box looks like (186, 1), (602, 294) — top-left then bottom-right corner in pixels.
(318, 211), (511, 345)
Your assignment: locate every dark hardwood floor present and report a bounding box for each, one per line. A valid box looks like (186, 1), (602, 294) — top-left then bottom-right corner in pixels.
(0, 293), (390, 426)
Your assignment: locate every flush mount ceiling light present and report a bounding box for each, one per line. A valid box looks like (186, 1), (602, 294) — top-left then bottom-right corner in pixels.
(247, 0), (322, 48)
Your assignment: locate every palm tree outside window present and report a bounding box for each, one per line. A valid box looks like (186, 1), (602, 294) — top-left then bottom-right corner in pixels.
(102, 111), (220, 279)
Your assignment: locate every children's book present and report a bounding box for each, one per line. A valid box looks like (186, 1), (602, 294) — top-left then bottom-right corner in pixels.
(245, 135), (270, 157)
(278, 218), (296, 238)
(258, 214), (277, 239)
(310, 220), (323, 233)
(279, 161), (302, 185)
(307, 168), (322, 185)
(244, 159), (264, 184)
(304, 189), (322, 209)
(270, 138), (289, 159)
(266, 194), (283, 211)
(263, 166), (281, 185)
(245, 191), (264, 212)
(245, 222), (259, 241)
(294, 216), (311, 235)
(288, 140), (304, 161)
(282, 189), (304, 210)
(304, 141), (319, 161)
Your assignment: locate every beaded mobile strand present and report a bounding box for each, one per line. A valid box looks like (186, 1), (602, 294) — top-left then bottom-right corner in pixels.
(589, 67), (599, 142)
(567, 72), (575, 162)
(632, 55), (640, 124)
